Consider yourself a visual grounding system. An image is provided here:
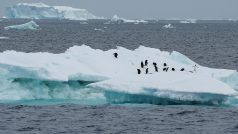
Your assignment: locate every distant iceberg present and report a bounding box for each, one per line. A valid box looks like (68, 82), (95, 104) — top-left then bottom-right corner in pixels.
(4, 20), (39, 30)
(163, 24), (175, 29)
(5, 3), (102, 20)
(180, 19), (197, 23)
(110, 15), (148, 24)
(0, 37), (9, 40)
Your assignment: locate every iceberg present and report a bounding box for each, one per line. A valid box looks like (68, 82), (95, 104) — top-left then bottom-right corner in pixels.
(5, 3), (102, 20)
(163, 24), (175, 29)
(0, 45), (237, 105)
(180, 19), (197, 23)
(110, 15), (148, 24)
(4, 20), (39, 30)
(0, 37), (9, 40)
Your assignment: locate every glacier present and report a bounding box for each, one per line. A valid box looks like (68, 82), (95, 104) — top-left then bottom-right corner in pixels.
(4, 3), (102, 20)
(4, 20), (39, 30)
(0, 45), (238, 105)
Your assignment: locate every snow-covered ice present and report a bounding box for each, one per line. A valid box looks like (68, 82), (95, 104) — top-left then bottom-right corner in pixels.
(5, 3), (102, 20)
(0, 45), (237, 104)
(4, 20), (39, 30)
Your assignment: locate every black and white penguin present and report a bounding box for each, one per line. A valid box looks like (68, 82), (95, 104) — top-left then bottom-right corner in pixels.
(145, 68), (149, 74)
(141, 61), (144, 68)
(166, 67), (169, 72)
(180, 68), (185, 71)
(113, 53), (118, 58)
(137, 69), (141, 74)
(154, 66), (158, 72)
(145, 60), (148, 66)
(164, 63), (167, 67)
(153, 62), (157, 66)
(171, 68), (175, 71)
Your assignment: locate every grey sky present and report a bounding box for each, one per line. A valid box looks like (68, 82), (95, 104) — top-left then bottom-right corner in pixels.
(0, 0), (238, 20)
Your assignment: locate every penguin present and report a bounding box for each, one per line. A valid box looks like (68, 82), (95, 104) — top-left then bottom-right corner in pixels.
(145, 60), (148, 66)
(137, 69), (141, 74)
(163, 68), (167, 71)
(113, 53), (118, 58)
(154, 66), (158, 72)
(145, 68), (149, 74)
(164, 63), (167, 67)
(171, 68), (175, 71)
(141, 61), (144, 68)
(166, 67), (169, 72)
(152, 62), (158, 72)
(153, 62), (157, 66)
(193, 64), (198, 72)
(180, 68), (185, 71)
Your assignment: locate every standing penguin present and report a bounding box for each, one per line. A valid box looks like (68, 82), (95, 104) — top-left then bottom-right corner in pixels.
(141, 61), (144, 68)
(154, 66), (158, 72)
(164, 63), (167, 67)
(145, 60), (148, 66)
(193, 64), (198, 72)
(145, 68), (149, 74)
(165, 67), (169, 72)
(171, 68), (175, 71)
(153, 62), (158, 72)
(113, 52), (118, 58)
(137, 69), (141, 74)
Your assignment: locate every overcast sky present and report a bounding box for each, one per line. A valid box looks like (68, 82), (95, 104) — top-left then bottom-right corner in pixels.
(0, 0), (238, 20)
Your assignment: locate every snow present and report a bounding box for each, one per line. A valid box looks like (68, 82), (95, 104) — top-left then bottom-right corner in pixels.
(4, 3), (102, 20)
(0, 45), (237, 100)
(4, 20), (39, 30)
(110, 15), (148, 24)
(163, 24), (175, 29)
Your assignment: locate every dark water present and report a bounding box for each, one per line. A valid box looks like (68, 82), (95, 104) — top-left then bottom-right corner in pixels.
(0, 19), (238, 133)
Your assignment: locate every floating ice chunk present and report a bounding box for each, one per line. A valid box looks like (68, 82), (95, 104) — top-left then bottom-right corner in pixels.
(0, 45), (238, 105)
(163, 24), (175, 29)
(0, 37), (9, 40)
(80, 21), (88, 24)
(5, 3), (103, 20)
(180, 19), (197, 23)
(111, 15), (148, 24)
(4, 20), (39, 30)
(94, 28), (104, 32)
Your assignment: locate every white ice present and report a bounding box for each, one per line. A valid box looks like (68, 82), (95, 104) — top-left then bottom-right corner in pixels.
(0, 45), (237, 98)
(163, 24), (175, 29)
(4, 20), (39, 30)
(180, 19), (197, 23)
(110, 15), (148, 24)
(4, 3), (103, 20)
(0, 37), (9, 40)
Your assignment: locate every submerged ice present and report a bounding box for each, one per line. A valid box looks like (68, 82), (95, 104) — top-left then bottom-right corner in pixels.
(4, 20), (39, 30)
(0, 45), (237, 105)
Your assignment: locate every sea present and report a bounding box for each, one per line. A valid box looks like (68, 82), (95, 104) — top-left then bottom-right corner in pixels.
(0, 19), (238, 134)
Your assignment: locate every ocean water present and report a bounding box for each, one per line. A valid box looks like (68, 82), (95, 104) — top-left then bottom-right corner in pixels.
(0, 19), (238, 133)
